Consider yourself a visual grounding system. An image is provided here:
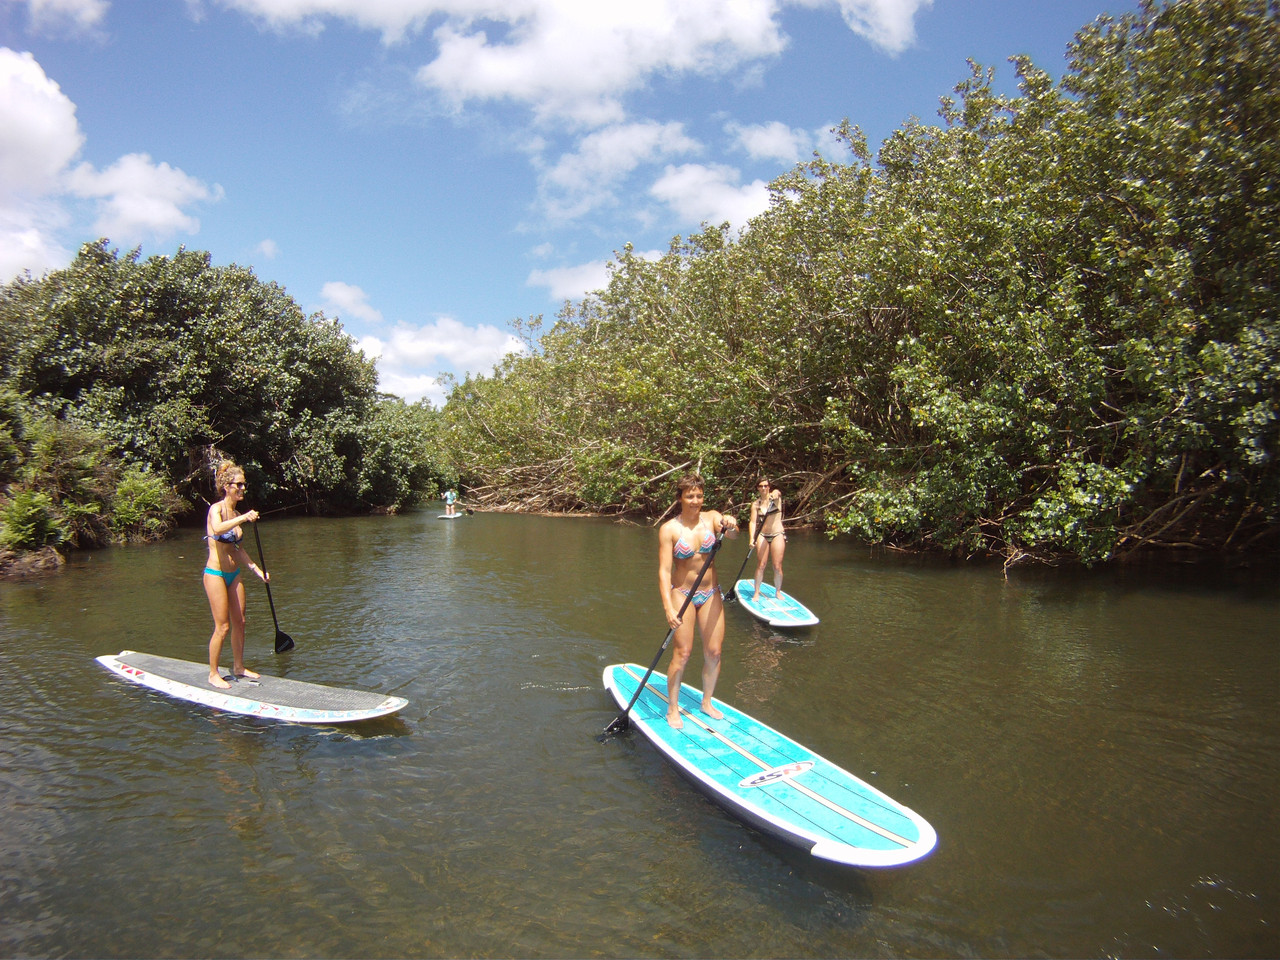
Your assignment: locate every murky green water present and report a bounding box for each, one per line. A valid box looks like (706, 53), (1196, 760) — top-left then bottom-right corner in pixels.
(1, 510), (1276, 958)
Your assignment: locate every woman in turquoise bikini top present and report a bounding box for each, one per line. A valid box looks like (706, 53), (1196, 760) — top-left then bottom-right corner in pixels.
(202, 460), (270, 690)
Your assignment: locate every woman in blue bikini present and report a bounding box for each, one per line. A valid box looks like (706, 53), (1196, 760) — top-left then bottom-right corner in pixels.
(658, 472), (739, 728)
(203, 461), (269, 689)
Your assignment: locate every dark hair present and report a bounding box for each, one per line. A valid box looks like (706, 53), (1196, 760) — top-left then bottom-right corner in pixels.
(676, 472), (705, 497)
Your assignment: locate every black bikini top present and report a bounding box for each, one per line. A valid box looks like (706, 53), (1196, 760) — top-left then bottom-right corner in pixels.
(207, 530), (241, 545)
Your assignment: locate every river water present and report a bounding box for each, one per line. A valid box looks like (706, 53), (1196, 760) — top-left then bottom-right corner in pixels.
(0, 509), (1275, 958)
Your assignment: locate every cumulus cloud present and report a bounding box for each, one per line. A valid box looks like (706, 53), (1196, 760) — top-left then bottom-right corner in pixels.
(538, 121), (700, 221)
(0, 49), (84, 197)
(650, 163), (771, 232)
(526, 259), (611, 302)
(66, 153), (222, 241)
(256, 238), (279, 259)
(0, 48), (82, 277)
(321, 280), (384, 324)
(220, 0), (931, 112)
(726, 119), (817, 165)
(0, 48), (221, 281)
(359, 316), (525, 404)
(417, 1), (787, 126)
(832, 0), (933, 55)
(23, 0), (109, 36)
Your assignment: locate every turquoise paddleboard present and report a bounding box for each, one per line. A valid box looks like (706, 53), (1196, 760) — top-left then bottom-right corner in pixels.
(733, 580), (819, 627)
(97, 651), (407, 724)
(602, 663), (936, 867)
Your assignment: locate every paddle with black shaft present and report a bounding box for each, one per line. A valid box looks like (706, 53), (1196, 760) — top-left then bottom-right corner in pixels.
(599, 530), (724, 740)
(252, 524), (295, 653)
(723, 525), (764, 603)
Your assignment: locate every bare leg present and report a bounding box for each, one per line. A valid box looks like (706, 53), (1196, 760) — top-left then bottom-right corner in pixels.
(753, 548), (768, 600)
(204, 573), (233, 689)
(666, 592), (696, 728)
(695, 595), (726, 720)
(227, 578), (258, 679)
(770, 536), (787, 599)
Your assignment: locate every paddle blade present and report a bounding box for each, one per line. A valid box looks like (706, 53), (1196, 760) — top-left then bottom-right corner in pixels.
(274, 630), (295, 654)
(599, 714), (631, 739)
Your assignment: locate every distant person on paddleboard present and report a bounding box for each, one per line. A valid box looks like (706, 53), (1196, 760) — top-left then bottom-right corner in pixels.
(444, 488), (458, 516)
(658, 472), (739, 728)
(203, 461), (270, 689)
(748, 478), (786, 601)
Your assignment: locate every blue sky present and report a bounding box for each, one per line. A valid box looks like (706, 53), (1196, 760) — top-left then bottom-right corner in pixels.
(1, 0), (1140, 406)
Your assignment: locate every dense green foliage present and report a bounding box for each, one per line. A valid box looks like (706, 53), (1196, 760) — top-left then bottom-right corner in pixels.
(441, 0), (1278, 563)
(0, 243), (448, 553)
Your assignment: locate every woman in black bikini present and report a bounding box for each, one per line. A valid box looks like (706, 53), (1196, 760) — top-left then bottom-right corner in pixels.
(658, 473), (739, 728)
(203, 461), (269, 689)
(748, 478), (786, 601)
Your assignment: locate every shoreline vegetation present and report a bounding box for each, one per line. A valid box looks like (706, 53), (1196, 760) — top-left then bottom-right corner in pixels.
(2, 0), (1276, 579)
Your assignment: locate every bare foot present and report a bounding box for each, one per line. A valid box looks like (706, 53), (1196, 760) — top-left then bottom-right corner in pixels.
(702, 701), (724, 720)
(752, 591), (762, 600)
(233, 667), (260, 679)
(667, 710), (684, 729)
(209, 673), (231, 690)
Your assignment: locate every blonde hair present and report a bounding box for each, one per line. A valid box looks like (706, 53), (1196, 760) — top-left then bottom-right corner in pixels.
(214, 460), (244, 495)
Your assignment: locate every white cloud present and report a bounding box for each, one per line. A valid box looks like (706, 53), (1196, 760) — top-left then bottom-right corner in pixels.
(830, 0), (933, 55)
(0, 48), (81, 277)
(726, 119), (815, 165)
(539, 121), (700, 221)
(24, 0), (109, 36)
(321, 280), (384, 323)
(418, 1), (788, 126)
(527, 260), (610, 302)
(256, 238), (279, 259)
(220, 1), (931, 122)
(649, 163), (771, 231)
(0, 48), (222, 280)
(65, 153), (222, 242)
(359, 316), (525, 403)
(0, 49), (84, 197)
(0, 209), (72, 281)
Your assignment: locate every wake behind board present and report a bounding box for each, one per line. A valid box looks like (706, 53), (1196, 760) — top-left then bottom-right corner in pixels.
(96, 651), (407, 724)
(602, 663), (935, 867)
(733, 580), (819, 627)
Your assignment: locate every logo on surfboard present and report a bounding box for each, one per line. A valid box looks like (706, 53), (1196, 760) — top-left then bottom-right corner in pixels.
(739, 761), (813, 788)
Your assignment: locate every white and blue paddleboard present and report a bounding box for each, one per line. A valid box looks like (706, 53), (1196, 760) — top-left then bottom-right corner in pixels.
(733, 580), (820, 627)
(437, 513), (463, 520)
(603, 663), (935, 867)
(97, 651), (407, 724)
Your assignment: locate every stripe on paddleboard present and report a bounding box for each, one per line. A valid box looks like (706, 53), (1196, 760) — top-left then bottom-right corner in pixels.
(620, 664), (913, 848)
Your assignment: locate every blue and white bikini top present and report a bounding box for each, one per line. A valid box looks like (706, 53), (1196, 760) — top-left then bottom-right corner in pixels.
(673, 527), (717, 560)
(206, 530), (241, 545)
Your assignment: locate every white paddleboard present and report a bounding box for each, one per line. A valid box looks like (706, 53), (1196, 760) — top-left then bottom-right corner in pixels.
(97, 651), (407, 724)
